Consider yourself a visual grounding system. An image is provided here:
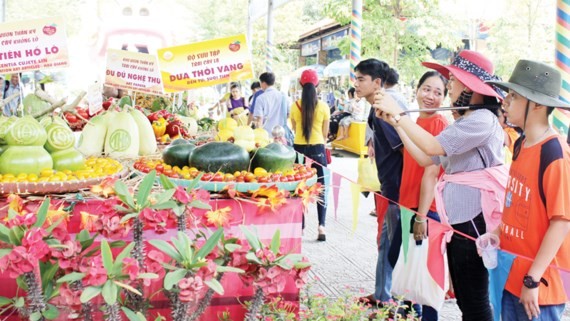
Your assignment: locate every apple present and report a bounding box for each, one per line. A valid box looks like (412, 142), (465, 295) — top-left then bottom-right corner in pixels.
(43, 24), (57, 36)
(229, 41), (241, 52)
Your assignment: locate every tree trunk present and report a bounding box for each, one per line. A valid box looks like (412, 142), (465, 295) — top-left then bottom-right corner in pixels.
(245, 287), (265, 321)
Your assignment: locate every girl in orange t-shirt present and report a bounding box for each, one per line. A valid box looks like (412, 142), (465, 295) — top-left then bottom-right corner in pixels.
(388, 71), (448, 320)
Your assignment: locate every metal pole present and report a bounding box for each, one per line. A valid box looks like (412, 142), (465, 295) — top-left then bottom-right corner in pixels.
(0, 0), (6, 22)
(555, 0), (570, 138)
(266, 0), (274, 72)
(247, 0), (253, 48)
(350, 0), (362, 83)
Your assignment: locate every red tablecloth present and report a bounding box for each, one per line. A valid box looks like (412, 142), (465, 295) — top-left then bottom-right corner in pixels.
(0, 197), (304, 320)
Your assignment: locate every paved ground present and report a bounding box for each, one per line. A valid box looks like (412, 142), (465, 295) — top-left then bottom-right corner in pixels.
(301, 149), (570, 320)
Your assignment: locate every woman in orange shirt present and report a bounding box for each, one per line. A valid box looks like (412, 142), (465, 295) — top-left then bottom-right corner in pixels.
(388, 71), (448, 320)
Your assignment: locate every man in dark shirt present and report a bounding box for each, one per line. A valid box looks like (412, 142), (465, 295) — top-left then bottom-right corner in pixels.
(355, 59), (406, 306)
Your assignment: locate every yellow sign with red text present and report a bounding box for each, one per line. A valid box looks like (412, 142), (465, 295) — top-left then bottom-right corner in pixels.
(157, 34), (254, 92)
(0, 17), (69, 74)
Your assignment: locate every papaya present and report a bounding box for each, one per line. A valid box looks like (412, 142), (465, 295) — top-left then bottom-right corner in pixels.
(250, 143), (297, 172)
(189, 142), (249, 173)
(162, 143), (196, 168)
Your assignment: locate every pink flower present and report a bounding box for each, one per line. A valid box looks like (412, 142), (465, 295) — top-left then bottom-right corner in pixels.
(178, 275), (206, 302)
(197, 260), (217, 282)
(122, 257), (139, 281)
(50, 283), (81, 309)
(140, 208), (168, 234)
(81, 256), (108, 287)
(50, 224), (71, 243)
(100, 214), (130, 238)
(22, 228), (50, 261)
(0, 246), (35, 278)
(4, 212), (36, 228)
(173, 186), (191, 204)
(51, 239), (82, 270)
(190, 189), (210, 204)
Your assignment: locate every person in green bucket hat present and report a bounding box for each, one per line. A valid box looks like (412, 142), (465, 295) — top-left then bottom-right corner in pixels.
(487, 60), (570, 321)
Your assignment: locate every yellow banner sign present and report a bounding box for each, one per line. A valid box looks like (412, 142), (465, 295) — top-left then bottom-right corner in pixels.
(157, 34), (254, 92)
(0, 17), (69, 74)
(104, 49), (164, 95)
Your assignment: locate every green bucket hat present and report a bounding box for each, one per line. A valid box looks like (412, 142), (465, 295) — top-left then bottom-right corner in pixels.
(486, 60), (570, 109)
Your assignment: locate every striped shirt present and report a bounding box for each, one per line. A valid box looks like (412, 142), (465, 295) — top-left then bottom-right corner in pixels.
(432, 109), (505, 225)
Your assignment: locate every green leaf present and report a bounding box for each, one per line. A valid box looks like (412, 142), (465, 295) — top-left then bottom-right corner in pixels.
(159, 174), (177, 190)
(281, 253), (304, 264)
(33, 198), (51, 228)
(149, 240), (182, 262)
(42, 304), (59, 320)
(114, 242), (135, 269)
(114, 205), (131, 213)
(186, 173), (203, 190)
(80, 286), (102, 303)
(204, 278), (224, 295)
(151, 200), (178, 210)
(119, 212), (139, 224)
(13, 297), (24, 308)
(109, 240), (127, 248)
(154, 188), (175, 205)
(16, 277), (27, 291)
(171, 233), (190, 261)
(45, 217), (64, 234)
(57, 272), (86, 284)
(40, 262), (59, 293)
(101, 240), (114, 274)
(224, 244), (241, 253)
(245, 252), (262, 264)
(195, 228), (223, 260)
(9, 227), (24, 246)
(0, 297), (12, 307)
(78, 231), (97, 251)
(240, 226), (261, 251)
(114, 180), (135, 209)
(137, 273), (158, 279)
(270, 230), (281, 255)
(216, 266), (244, 273)
(0, 249), (11, 259)
(0, 224), (11, 243)
(122, 307), (140, 321)
(164, 270), (187, 290)
(114, 280), (141, 295)
(136, 170), (156, 207)
(30, 311), (42, 321)
(294, 262), (311, 269)
(189, 199), (211, 210)
(102, 281), (118, 305)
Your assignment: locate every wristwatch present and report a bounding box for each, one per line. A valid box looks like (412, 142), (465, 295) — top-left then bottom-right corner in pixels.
(523, 275), (549, 289)
(393, 112), (407, 123)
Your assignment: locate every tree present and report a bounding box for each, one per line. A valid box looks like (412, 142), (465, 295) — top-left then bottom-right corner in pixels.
(324, 0), (463, 83)
(485, 0), (555, 79)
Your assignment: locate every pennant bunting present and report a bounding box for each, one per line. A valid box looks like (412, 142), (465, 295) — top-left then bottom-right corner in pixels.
(332, 172), (343, 220)
(323, 167), (331, 208)
(350, 182), (361, 233)
(488, 251), (516, 321)
(400, 207), (414, 264)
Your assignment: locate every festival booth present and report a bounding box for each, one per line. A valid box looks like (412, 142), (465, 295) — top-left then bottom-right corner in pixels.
(0, 17), (317, 321)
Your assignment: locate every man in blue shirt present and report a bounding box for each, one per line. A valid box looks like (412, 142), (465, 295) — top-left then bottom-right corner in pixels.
(355, 60), (407, 308)
(252, 72), (288, 135)
(248, 81), (264, 125)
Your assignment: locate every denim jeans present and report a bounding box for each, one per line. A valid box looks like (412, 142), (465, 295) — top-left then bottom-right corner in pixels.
(501, 290), (564, 321)
(293, 144), (327, 227)
(374, 203), (400, 302)
(447, 214), (493, 321)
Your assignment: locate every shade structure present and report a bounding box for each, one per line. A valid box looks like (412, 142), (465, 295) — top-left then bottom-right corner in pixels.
(292, 64), (326, 79)
(324, 59), (350, 77)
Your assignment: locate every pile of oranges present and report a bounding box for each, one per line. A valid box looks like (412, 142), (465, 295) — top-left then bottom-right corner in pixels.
(133, 159), (317, 183)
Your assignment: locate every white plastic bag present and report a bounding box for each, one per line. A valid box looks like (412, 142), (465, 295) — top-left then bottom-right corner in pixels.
(390, 234), (449, 311)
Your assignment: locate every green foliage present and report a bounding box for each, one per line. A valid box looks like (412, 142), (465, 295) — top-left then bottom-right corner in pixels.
(324, 0), (463, 82)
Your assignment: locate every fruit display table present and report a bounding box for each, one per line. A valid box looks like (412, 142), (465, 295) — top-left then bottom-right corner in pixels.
(0, 196), (304, 321)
